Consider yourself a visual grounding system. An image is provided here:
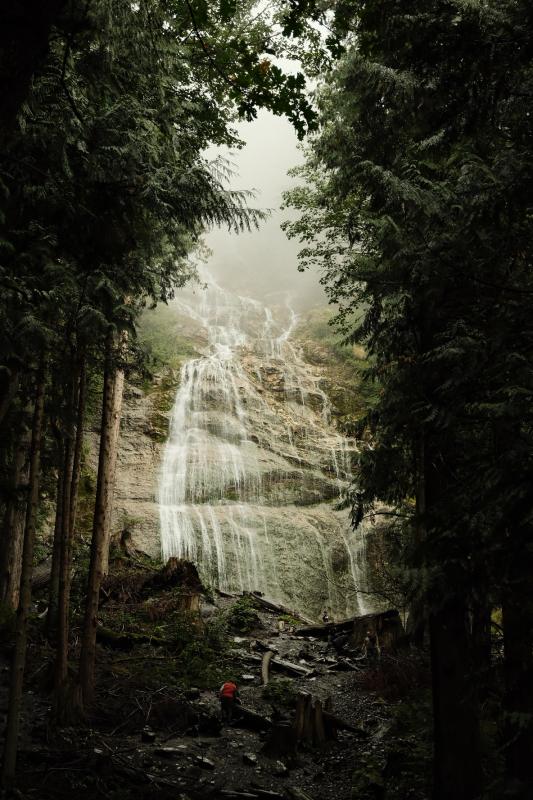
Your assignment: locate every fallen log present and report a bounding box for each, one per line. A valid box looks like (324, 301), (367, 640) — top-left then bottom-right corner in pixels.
(271, 656), (312, 678)
(245, 651), (312, 679)
(295, 608), (404, 650)
(244, 592), (314, 625)
(262, 651), (273, 685)
(96, 625), (170, 651)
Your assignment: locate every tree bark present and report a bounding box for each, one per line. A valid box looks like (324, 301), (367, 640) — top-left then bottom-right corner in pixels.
(425, 449), (482, 800)
(1, 360), (46, 787)
(502, 538), (533, 798)
(101, 348), (124, 577)
(0, 434), (29, 609)
(46, 461), (64, 637)
(0, 362), (20, 430)
(79, 328), (118, 705)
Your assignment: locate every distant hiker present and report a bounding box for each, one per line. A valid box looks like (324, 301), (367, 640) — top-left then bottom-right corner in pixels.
(363, 630), (380, 665)
(322, 609), (330, 624)
(219, 680), (239, 724)
(331, 632), (350, 655)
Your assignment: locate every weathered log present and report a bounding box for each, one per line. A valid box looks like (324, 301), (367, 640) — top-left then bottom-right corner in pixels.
(244, 651), (312, 678)
(96, 625), (169, 651)
(295, 608), (404, 650)
(244, 592), (314, 625)
(271, 656), (312, 678)
(262, 651), (273, 685)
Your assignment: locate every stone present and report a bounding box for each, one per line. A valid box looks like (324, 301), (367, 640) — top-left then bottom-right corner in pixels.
(241, 674), (256, 682)
(242, 752), (258, 765)
(185, 687), (201, 700)
(273, 760), (289, 777)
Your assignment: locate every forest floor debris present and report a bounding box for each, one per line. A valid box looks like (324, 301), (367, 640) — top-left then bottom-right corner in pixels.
(0, 560), (433, 799)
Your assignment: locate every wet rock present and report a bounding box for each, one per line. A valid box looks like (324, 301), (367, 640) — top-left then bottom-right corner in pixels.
(243, 752), (258, 765)
(241, 674), (256, 682)
(273, 760), (289, 777)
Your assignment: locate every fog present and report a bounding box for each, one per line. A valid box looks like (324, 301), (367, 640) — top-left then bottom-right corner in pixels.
(203, 110), (327, 311)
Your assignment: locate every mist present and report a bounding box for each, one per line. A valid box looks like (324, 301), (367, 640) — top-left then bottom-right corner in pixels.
(203, 110), (327, 311)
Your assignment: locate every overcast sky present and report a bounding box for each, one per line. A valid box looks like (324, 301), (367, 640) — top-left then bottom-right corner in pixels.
(204, 109), (327, 311)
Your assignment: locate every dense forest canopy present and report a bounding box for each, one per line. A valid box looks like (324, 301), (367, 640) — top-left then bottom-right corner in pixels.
(0, 1), (532, 799)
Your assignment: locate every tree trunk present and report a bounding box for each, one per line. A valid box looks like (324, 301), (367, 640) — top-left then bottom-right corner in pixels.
(502, 543), (533, 798)
(1, 361), (46, 787)
(429, 598), (481, 800)
(46, 461), (64, 638)
(79, 328), (118, 705)
(101, 348), (124, 577)
(425, 448), (482, 800)
(0, 362), (20, 430)
(0, 435), (29, 609)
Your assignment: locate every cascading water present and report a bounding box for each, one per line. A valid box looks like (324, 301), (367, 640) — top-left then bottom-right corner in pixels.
(158, 270), (372, 618)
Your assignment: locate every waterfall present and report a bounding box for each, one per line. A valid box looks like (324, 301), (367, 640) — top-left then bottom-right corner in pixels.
(158, 270), (372, 618)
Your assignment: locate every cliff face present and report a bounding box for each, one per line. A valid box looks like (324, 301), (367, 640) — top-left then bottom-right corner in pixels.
(105, 273), (376, 620)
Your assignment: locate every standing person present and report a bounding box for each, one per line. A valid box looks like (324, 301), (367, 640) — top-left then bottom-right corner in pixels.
(219, 680), (239, 725)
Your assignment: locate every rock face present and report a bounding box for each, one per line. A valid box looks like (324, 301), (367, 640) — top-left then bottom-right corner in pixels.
(102, 269), (375, 620)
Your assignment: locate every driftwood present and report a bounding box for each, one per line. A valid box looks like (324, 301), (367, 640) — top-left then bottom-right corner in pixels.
(245, 650), (312, 679)
(244, 592), (315, 625)
(271, 656), (312, 678)
(262, 651), (273, 685)
(295, 608), (404, 650)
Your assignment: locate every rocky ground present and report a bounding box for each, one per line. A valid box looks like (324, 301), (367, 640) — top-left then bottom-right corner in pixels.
(0, 562), (432, 800)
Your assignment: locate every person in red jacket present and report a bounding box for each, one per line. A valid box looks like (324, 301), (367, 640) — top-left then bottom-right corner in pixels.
(219, 680), (239, 724)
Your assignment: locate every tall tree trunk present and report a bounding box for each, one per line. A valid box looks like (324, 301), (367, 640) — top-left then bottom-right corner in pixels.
(79, 329), (118, 705)
(425, 450), (482, 800)
(101, 350), (124, 577)
(54, 358), (86, 722)
(429, 598), (482, 800)
(46, 461), (64, 638)
(502, 532), (533, 798)
(0, 435), (29, 609)
(1, 361), (46, 787)
(0, 362), (20, 430)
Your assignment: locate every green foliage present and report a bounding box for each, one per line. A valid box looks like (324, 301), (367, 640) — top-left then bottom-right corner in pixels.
(225, 596), (261, 632)
(262, 678), (297, 708)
